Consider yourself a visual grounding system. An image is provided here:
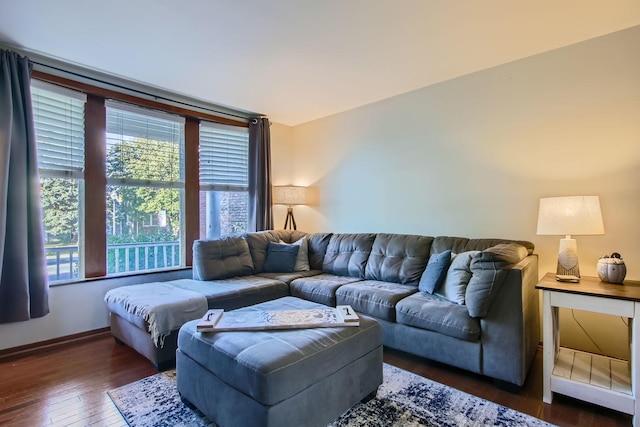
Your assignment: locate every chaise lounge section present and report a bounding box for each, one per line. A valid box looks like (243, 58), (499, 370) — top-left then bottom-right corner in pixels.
(105, 229), (539, 388)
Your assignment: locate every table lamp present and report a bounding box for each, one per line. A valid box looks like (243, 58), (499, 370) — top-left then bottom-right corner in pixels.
(536, 196), (604, 282)
(273, 186), (308, 230)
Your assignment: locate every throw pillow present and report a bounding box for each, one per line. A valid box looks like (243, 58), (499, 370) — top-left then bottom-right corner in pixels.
(436, 250), (480, 304)
(465, 243), (528, 317)
(262, 242), (300, 273)
(280, 237), (310, 271)
(418, 250), (452, 294)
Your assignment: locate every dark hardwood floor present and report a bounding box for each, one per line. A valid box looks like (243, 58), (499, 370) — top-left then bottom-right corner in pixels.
(0, 335), (632, 426)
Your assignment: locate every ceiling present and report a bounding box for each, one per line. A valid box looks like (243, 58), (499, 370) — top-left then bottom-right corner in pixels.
(1, 1), (639, 126)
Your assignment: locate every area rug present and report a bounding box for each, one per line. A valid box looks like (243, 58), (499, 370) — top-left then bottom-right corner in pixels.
(108, 363), (553, 427)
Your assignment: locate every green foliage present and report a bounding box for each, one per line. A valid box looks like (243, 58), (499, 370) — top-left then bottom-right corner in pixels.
(41, 178), (79, 245)
(107, 228), (177, 245)
(40, 137), (183, 253)
(107, 137), (181, 242)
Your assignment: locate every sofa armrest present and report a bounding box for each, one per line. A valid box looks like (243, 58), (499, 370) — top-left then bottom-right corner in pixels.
(479, 254), (539, 387)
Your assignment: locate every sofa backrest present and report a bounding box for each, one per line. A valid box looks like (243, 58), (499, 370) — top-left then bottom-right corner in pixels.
(364, 233), (433, 285)
(306, 233), (333, 270)
(430, 236), (534, 255)
(192, 236), (254, 281)
(244, 230), (308, 273)
(323, 233), (376, 277)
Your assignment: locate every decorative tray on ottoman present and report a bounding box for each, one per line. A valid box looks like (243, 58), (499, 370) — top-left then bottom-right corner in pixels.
(196, 305), (359, 332)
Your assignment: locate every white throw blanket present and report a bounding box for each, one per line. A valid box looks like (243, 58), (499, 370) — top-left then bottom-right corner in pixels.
(105, 282), (208, 347)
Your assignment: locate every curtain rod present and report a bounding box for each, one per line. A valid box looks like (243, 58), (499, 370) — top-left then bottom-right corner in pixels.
(31, 60), (252, 122)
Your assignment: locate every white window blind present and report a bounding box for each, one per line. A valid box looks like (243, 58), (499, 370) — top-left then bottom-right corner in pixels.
(31, 80), (86, 179)
(106, 100), (185, 187)
(199, 121), (249, 191)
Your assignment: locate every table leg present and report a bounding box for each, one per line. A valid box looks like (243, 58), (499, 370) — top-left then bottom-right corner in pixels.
(542, 290), (556, 404)
(632, 303), (639, 427)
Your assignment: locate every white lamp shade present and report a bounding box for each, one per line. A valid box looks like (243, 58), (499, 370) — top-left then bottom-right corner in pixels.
(273, 186), (307, 206)
(536, 196), (605, 236)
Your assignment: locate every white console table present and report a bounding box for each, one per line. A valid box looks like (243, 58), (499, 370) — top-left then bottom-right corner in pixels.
(537, 273), (640, 426)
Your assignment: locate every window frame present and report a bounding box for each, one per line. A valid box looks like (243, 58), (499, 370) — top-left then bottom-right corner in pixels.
(31, 81), (87, 283)
(105, 100), (187, 274)
(31, 70), (249, 283)
(198, 121), (250, 239)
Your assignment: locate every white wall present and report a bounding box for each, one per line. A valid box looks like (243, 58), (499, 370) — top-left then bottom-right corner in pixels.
(270, 122), (296, 227)
(282, 26), (640, 359)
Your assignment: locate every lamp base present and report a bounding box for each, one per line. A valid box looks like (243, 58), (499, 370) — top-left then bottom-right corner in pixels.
(556, 238), (580, 282)
(283, 207), (297, 230)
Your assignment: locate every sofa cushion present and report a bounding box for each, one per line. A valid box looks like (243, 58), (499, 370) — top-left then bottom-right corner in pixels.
(262, 242), (299, 273)
(108, 277), (291, 330)
(167, 277), (289, 310)
(283, 237), (310, 271)
(244, 231), (283, 273)
(290, 273), (364, 306)
(436, 251), (480, 304)
(243, 230), (308, 273)
(431, 236), (535, 256)
(257, 270), (322, 285)
(418, 250), (452, 294)
(465, 243), (529, 317)
(276, 230), (308, 244)
(396, 292), (480, 342)
(192, 237), (254, 281)
(323, 233), (376, 278)
(336, 280), (418, 321)
(307, 233), (332, 270)
(365, 234), (433, 285)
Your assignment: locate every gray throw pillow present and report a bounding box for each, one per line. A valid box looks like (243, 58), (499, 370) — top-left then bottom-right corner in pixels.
(280, 237), (310, 271)
(465, 243), (528, 317)
(436, 251), (480, 304)
(263, 242), (300, 273)
(418, 250), (452, 294)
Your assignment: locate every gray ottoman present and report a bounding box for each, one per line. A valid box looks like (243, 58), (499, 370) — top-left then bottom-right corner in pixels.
(176, 296), (383, 427)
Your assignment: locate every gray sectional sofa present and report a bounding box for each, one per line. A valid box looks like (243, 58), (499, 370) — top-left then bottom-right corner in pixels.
(105, 229), (539, 389)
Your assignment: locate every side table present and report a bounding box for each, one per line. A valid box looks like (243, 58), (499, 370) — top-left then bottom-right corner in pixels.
(537, 272), (640, 426)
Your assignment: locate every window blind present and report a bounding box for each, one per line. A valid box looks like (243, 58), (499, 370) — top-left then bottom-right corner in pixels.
(31, 80), (86, 179)
(199, 121), (249, 191)
(106, 100), (185, 187)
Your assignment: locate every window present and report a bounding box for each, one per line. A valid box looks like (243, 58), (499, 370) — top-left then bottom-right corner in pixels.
(199, 122), (249, 239)
(31, 81), (86, 283)
(105, 101), (185, 274)
(31, 72), (251, 282)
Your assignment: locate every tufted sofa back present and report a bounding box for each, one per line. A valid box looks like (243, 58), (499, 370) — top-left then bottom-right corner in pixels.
(192, 236), (254, 280)
(306, 233), (332, 270)
(193, 232), (535, 285)
(322, 233), (376, 278)
(364, 234), (433, 285)
(244, 230), (307, 273)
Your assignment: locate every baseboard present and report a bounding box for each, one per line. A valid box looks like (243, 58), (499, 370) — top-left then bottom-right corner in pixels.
(0, 327), (111, 362)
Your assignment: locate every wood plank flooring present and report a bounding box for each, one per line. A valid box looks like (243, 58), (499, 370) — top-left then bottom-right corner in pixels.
(0, 335), (632, 426)
(0, 337), (156, 427)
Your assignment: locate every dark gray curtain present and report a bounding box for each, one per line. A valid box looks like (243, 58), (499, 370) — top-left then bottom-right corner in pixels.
(248, 117), (273, 231)
(0, 49), (49, 323)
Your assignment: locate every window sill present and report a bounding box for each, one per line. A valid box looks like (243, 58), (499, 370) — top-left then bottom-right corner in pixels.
(48, 266), (192, 287)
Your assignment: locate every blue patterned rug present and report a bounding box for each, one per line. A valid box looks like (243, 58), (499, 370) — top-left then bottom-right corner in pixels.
(108, 363), (553, 426)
